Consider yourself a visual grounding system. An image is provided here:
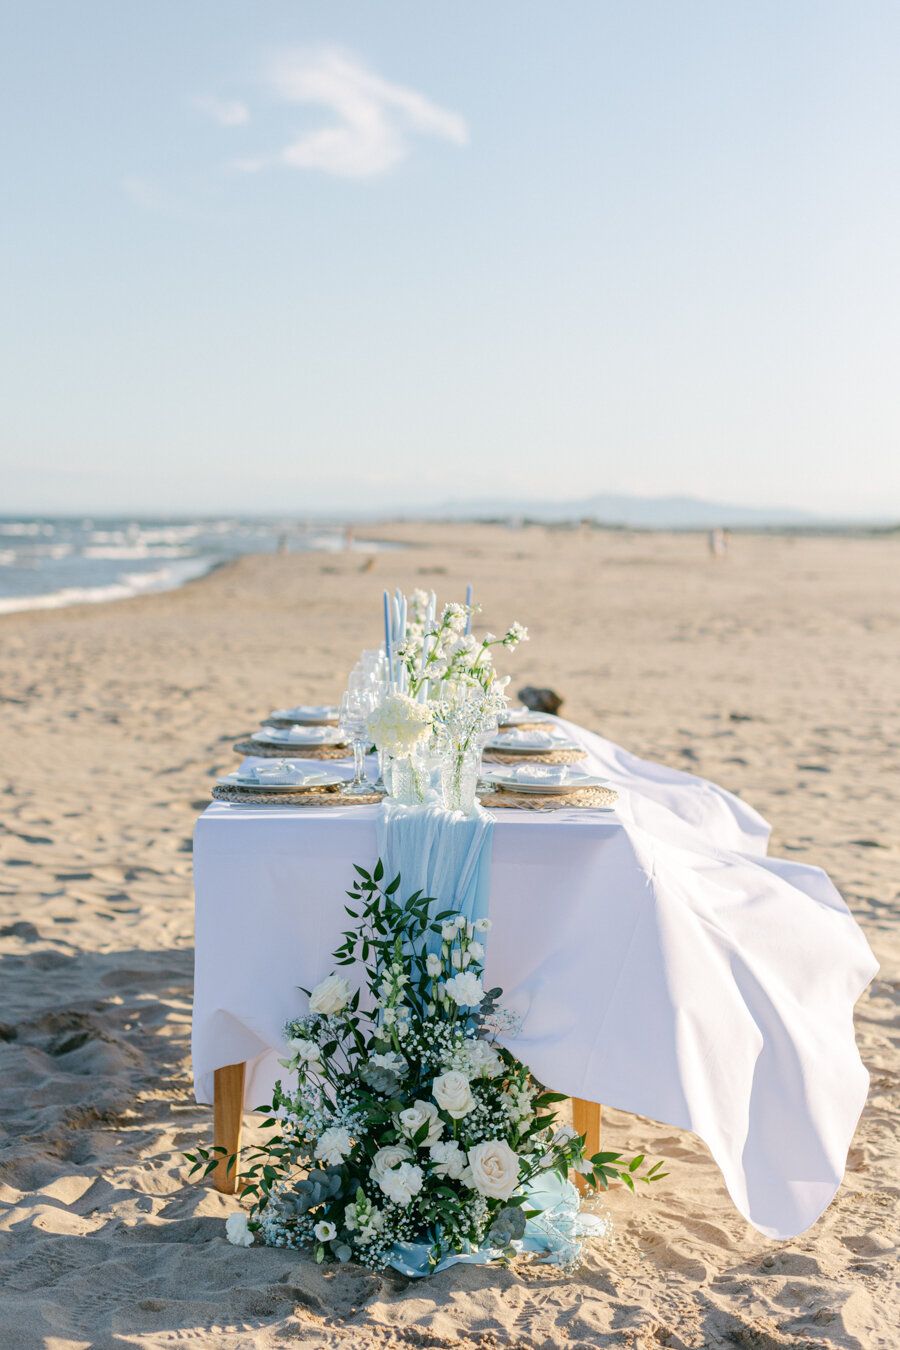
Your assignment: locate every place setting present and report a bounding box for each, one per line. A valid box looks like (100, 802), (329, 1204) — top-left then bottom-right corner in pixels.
(212, 759), (380, 807)
(479, 762), (618, 810)
(265, 703), (340, 728)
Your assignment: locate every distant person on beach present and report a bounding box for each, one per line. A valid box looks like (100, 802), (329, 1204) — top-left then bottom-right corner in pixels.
(708, 527), (728, 559)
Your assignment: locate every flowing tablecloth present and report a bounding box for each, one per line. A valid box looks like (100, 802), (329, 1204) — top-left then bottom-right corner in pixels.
(192, 718), (876, 1239)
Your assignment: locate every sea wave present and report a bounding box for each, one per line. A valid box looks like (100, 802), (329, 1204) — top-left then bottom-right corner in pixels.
(0, 556), (217, 615)
(82, 545), (195, 560)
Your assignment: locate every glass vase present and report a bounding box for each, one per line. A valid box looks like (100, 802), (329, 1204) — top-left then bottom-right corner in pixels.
(388, 746), (430, 805)
(440, 744), (481, 815)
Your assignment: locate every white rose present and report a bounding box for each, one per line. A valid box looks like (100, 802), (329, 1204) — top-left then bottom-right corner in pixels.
(467, 1139), (521, 1200)
(425, 952), (443, 977)
(428, 1140), (467, 1180)
(441, 923), (457, 942)
(463, 1039), (503, 1080)
(378, 1161), (423, 1207)
(444, 972), (484, 1008)
(315, 1126), (353, 1167)
(398, 1100), (443, 1145)
(370, 1144), (413, 1183)
(314, 1220), (337, 1241)
(225, 1212), (253, 1247)
(474, 918), (492, 932)
(309, 974), (351, 1016)
(432, 1070), (476, 1120)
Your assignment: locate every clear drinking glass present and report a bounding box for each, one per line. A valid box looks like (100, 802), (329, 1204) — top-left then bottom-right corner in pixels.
(339, 689), (375, 796)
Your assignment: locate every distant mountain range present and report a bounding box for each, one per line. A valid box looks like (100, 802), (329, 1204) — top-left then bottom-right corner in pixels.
(407, 493), (820, 529)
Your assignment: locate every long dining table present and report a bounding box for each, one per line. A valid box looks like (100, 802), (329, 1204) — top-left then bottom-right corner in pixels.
(191, 717), (876, 1240)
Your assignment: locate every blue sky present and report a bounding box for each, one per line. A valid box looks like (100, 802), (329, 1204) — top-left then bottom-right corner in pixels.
(2, 1), (899, 517)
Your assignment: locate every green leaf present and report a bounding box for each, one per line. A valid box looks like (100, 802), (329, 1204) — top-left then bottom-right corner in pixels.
(628, 1154), (645, 1172)
(373, 858), (384, 882)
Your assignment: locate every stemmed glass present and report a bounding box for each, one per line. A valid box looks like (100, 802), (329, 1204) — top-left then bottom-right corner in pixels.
(339, 689), (376, 796)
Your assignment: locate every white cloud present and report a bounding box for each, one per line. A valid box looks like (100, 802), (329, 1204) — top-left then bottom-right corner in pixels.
(238, 47), (467, 178)
(193, 94), (250, 127)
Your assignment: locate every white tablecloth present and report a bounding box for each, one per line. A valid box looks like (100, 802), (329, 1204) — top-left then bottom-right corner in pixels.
(192, 719), (876, 1239)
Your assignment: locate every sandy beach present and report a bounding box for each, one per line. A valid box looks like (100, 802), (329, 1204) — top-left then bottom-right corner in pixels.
(0, 524), (897, 1350)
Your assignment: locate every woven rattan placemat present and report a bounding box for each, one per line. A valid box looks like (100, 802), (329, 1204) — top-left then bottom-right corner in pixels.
(233, 738), (351, 760)
(212, 784), (382, 806)
(480, 785), (617, 810)
(483, 748), (587, 766)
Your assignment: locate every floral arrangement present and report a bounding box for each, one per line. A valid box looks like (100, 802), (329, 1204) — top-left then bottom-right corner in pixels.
(187, 864), (664, 1272)
(398, 591), (528, 699)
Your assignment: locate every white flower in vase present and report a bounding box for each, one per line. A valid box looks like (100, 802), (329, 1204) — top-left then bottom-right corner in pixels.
(367, 692), (433, 757)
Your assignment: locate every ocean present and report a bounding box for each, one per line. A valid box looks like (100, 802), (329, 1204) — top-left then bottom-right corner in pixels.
(0, 517), (389, 615)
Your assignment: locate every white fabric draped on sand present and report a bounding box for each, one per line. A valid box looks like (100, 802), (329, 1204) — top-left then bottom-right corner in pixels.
(192, 717), (876, 1239)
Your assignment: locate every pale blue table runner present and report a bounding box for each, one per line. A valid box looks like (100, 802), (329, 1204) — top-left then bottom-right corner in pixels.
(375, 800), (594, 1276)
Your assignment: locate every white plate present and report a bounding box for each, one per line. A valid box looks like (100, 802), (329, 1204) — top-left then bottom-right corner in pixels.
(483, 769), (615, 798)
(252, 726), (348, 747)
(485, 733), (579, 755)
(218, 769), (346, 792)
(498, 708), (552, 728)
(269, 705), (340, 724)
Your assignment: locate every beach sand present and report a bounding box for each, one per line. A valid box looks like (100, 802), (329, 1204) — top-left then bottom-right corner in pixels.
(0, 524), (897, 1349)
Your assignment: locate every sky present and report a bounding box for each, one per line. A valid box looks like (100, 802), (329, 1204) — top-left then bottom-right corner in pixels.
(2, 1), (899, 519)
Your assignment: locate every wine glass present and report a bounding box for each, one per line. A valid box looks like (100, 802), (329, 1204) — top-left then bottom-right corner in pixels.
(339, 689), (375, 796)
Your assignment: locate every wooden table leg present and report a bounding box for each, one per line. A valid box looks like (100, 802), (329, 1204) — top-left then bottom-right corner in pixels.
(213, 1062), (245, 1195)
(572, 1097), (602, 1193)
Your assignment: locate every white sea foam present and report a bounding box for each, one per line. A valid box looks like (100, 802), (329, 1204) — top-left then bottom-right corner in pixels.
(0, 556), (216, 615)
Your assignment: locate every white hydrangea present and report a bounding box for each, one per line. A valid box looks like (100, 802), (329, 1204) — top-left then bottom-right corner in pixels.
(366, 692), (433, 756)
